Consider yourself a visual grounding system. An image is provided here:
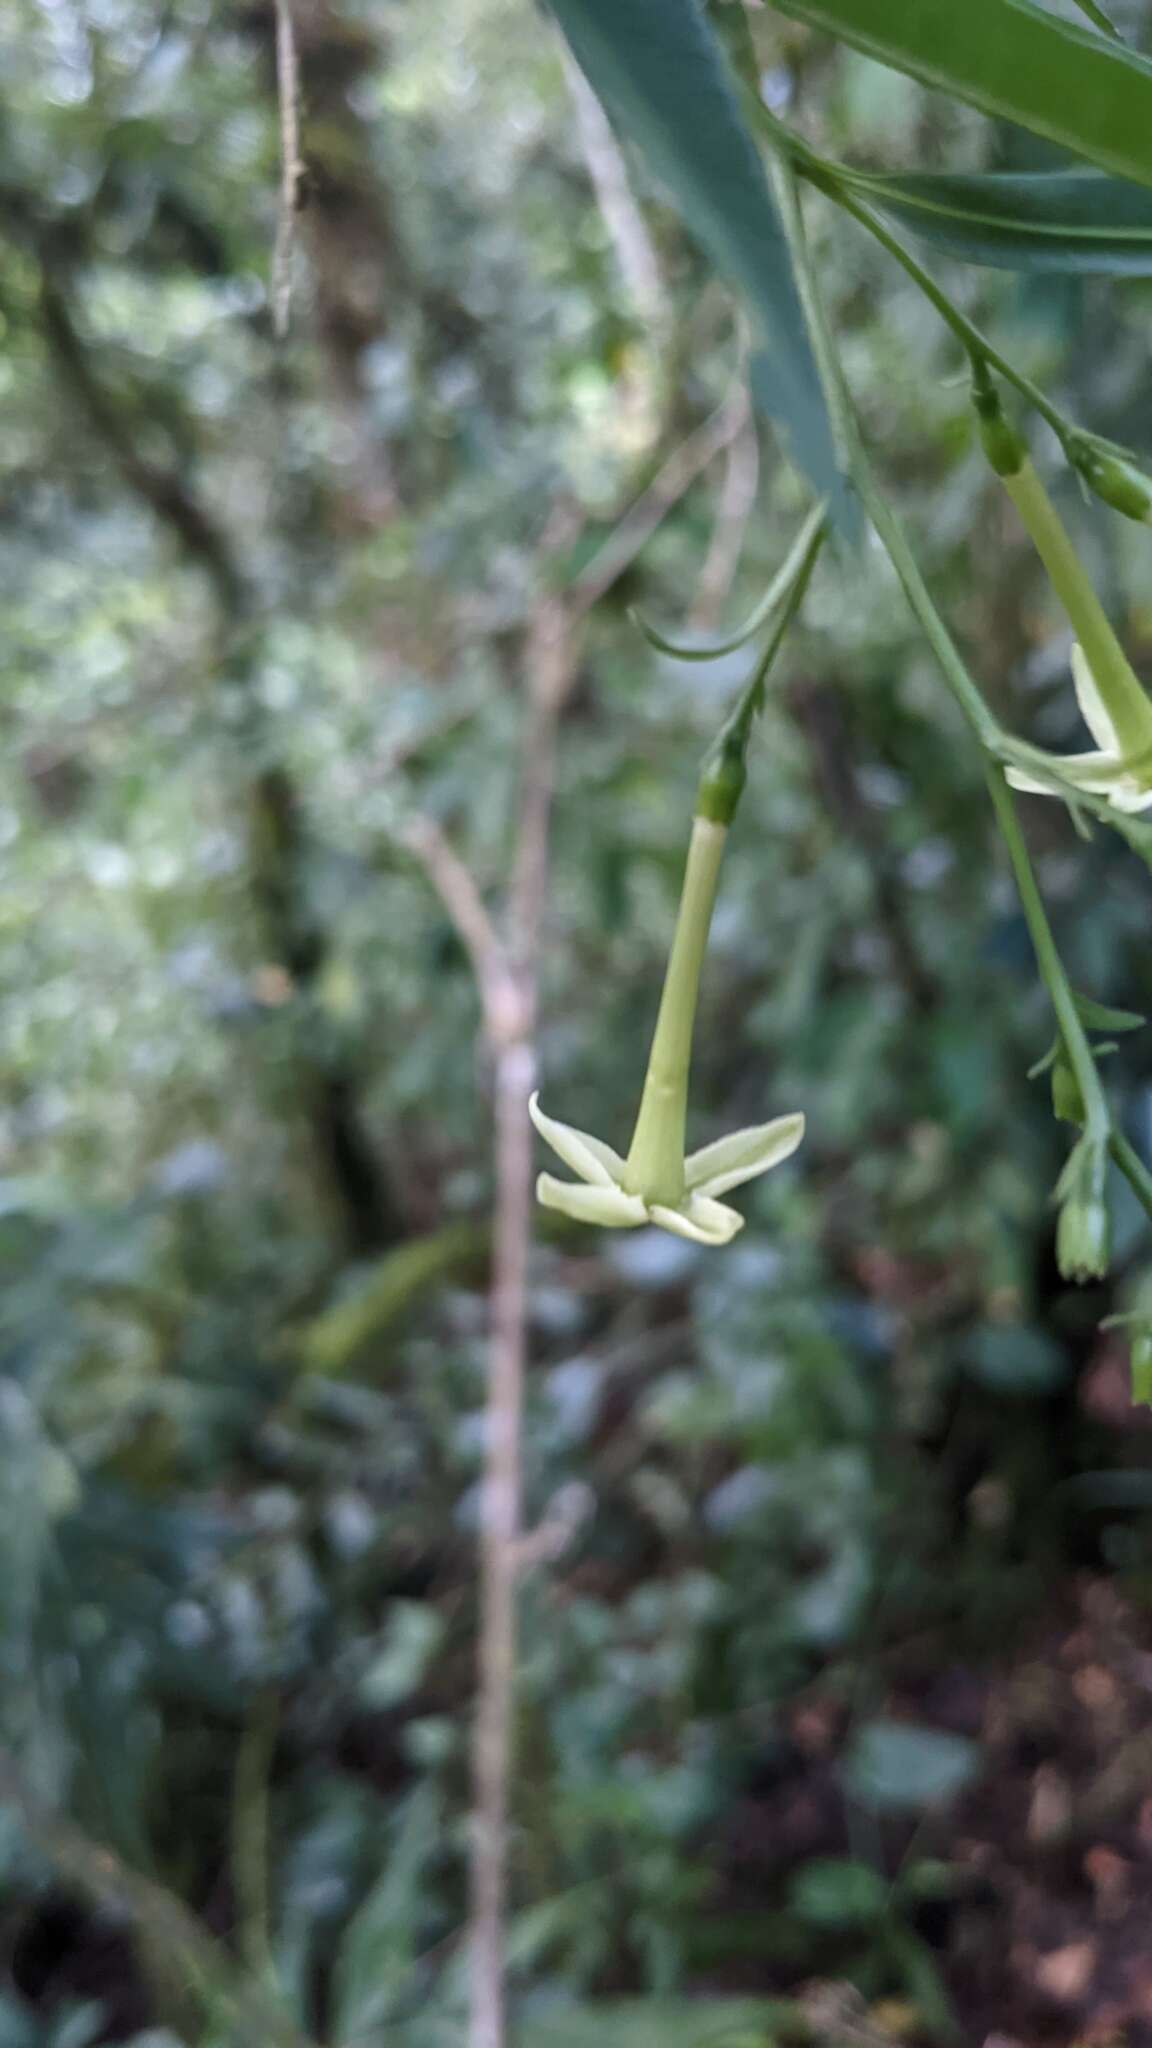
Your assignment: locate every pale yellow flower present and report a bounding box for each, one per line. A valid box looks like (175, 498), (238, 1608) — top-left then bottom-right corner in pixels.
(1007, 644), (1152, 815)
(531, 816), (804, 1248)
(530, 1093), (804, 1246)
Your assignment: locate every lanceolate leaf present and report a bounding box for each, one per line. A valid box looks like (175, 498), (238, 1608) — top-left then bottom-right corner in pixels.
(851, 168), (1152, 274)
(772, 0), (1152, 191)
(545, 0), (843, 502)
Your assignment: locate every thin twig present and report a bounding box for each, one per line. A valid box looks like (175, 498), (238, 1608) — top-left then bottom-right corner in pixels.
(509, 596), (578, 958)
(271, 0), (306, 339)
(469, 1021), (533, 2048)
(402, 816), (512, 1044)
(469, 582), (580, 2048)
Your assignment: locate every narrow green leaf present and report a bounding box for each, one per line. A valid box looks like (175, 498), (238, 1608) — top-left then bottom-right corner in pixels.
(545, 0), (843, 502)
(1072, 992), (1145, 1033)
(772, 0), (1152, 190)
(850, 167), (1152, 273)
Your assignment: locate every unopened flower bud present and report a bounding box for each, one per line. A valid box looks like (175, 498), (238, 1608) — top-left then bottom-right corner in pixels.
(696, 729), (748, 826)
(971, 373), (1026, 478)
(1056, 1189), (1110, 1284)
(1067, 439), (1152, 524)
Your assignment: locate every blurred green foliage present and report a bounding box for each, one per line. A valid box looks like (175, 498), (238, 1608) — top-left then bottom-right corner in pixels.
(4, 0), (1152, 2043)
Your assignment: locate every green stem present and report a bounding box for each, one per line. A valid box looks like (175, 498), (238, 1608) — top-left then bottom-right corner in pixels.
(709, 509), (827, 746)
(637, 501), (826, 664)
(625, 462), (825, 1206)
(751, 98), (1075, 449)
(762, 116), (1152, 771)
(770, 152), (1114, 1151)
(1001, 460), (1152, 760)
(768, 155), (1000, 752)
(985, 767), (1109, 1146)
(623, 817), (728, 1206)
(1110, 1129), (1152, 1225)
(759, 115), (1152, 1281)
(855, 468), (1000, 747)
(803, 172), (1073, 445)
(696, 503), (825, 841)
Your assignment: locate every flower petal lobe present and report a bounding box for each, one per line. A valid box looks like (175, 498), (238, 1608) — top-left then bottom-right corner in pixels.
(649, 1198), (743, 1245)
(1072, 644), (1121, 754)
(529, 1093), (626, 1187)
(536, 1174), (646, 1227)
(685, 1113), (805, 1196)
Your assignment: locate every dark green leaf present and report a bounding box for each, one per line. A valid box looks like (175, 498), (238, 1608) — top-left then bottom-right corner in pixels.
(848, 168), (1152, 273)
(545, 0), (843, 500)
(772, 0), (1152, 190)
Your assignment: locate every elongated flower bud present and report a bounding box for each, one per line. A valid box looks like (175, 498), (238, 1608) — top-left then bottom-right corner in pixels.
(1057, 1191), (1110, 1283)
(971, 370), (1026, 478)
(1067, 439), (1152, 524)
(1055, 1135), (1110, 1284)
(696, 725), (748, 826)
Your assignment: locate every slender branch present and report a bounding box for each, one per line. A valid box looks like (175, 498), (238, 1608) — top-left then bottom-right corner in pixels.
(1110, 1129), (1152, 1223)
(403, 816), (512, 1044)
(469, 1026), (533, 2048)
(510, 595), (581, 953)
(271, 0), (306, 338)
(469, 584), (581, 2048)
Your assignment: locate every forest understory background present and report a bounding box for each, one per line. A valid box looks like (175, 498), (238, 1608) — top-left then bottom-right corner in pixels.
(6, 0), (1152, 2043)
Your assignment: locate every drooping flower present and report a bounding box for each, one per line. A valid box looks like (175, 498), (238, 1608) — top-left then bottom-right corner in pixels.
(1007, 644), (1152, 815)
(1054, 1133), (1110, 1285)
(531, 509), (822, 1248)
(530, 816), (804, 1247)
(530, 1091), (804, 1246)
